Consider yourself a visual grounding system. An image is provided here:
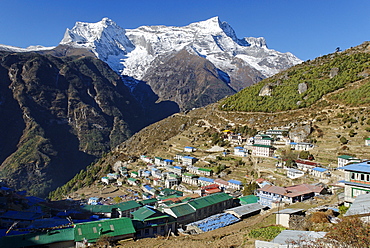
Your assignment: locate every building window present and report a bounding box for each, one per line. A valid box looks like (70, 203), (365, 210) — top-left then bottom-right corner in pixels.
(361, 174), (365, 181)
(351, 173), (355, 179)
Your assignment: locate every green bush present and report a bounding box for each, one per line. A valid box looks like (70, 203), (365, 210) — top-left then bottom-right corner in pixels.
(249, 226), (286, 240)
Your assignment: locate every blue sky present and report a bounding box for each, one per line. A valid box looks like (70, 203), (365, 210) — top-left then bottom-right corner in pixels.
(0, 0), (369, 61)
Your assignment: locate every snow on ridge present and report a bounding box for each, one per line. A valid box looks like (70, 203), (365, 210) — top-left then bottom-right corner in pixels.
(60, 16), (302, 80)
(0, 44), (55, 52)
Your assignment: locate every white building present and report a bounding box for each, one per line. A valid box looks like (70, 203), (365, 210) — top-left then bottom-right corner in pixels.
(234, 146), (248, 157)
(251, 144), (275, 157)
(184, 146), (196, 152)
(286, 168), (304, 179)
(165, 178), (179, 188)
(337, 155), (361, 168)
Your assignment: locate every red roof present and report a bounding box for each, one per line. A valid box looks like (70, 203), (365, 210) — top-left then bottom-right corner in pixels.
(256, 178), (266, 183)
(295, 159), (319, 166)
(257, 183), (323, 198)
(201, 184), (219, 190)
(205, 188), (222, 194)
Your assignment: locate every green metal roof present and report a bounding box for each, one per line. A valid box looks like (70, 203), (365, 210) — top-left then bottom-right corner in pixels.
(188, 193), (233, 210)
(131, 206), (156, 221)
(337, 155), (354, 159)
(198, 168), (213, 172)
(239, 195), (259, 204)
(128, 177), (137, 182)
(160, 188), (183, 197)
(116, 200), (141, 211)
(183, 172), (196, 177)
(82, 200), (141, 213)
(82, 204), (115, 213)
(138, 198), (157, 205)
(167, 203), (195, 217)
(252, 144), (274, 148)
(74, 218), (135, 242)
(131, 171), (138, 175)
(0, 228), (74, 247)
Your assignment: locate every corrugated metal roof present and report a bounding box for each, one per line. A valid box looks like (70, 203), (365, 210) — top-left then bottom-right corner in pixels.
(312, 167), (327, 172)
(116, 200), (141, 211)
(253, 144), (273, 148)
(239, 195), (259, 204)
(183, 156), (196, 159)
(228, 179), (242, 185)
(225, 203), (263, 217)
(339, 161), (370, 173)
(138, 198), (157, 205)
(82, 200), (141, 213)
(198, 177), (214, 183)
(274, 208), (304, 214)
(338, 155), (354, 159)
(344, 193), (370, 216)
(131, 206), (156, 220)
(258, 184), (323, 198)
(188, 193), (232, 210)
(167, 203), (195, 217)
(272, 230), (326, 245)
(74, 218), (135, 242)
(0, 228), (74, 247)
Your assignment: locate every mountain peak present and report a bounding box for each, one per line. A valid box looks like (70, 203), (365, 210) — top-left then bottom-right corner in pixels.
(59, 16), (301, 80)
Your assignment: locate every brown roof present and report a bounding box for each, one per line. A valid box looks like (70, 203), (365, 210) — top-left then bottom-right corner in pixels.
(256, 178), (266, 183)
(214, 179), (229, 185)
(258, 184), (323, 198)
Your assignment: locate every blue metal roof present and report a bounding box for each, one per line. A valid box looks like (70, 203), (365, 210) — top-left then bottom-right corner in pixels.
(185, 146), (194, 149)
(183, 156), (196, 159)
(198, 177), (214, 183)
(164, 159), (174, 162)
(173, 166), (182, 169)
(144, 185), (153, 191)
(339, 161), (370, 173)
(312, 167), (327, 172)
(228, 179), (242, 185)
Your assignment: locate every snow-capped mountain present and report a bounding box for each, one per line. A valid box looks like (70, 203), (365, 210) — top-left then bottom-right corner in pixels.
(60, 16), (302, 83)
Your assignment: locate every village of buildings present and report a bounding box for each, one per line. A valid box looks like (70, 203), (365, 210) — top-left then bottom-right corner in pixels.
(1, 126), (370, 247)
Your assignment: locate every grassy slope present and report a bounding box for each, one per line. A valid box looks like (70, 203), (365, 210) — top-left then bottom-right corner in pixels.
(220, 42), (370, 112)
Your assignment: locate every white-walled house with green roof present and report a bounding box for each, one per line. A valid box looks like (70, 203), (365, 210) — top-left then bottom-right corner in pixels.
(251, 144), (275, 157)
(182, 173), (199, 185)
(337, 155), (362, 168)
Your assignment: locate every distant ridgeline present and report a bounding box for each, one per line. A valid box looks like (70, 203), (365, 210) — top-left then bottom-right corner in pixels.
(220, 42), (370, 113)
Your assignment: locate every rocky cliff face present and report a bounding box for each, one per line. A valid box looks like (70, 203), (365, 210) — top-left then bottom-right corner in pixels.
(0, 51), (177, 196)
(142, 48), (236, 110)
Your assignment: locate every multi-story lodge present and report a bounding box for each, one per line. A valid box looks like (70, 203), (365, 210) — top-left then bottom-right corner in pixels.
(251, 144), (275, 157)
(339, 161), (370, 205)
